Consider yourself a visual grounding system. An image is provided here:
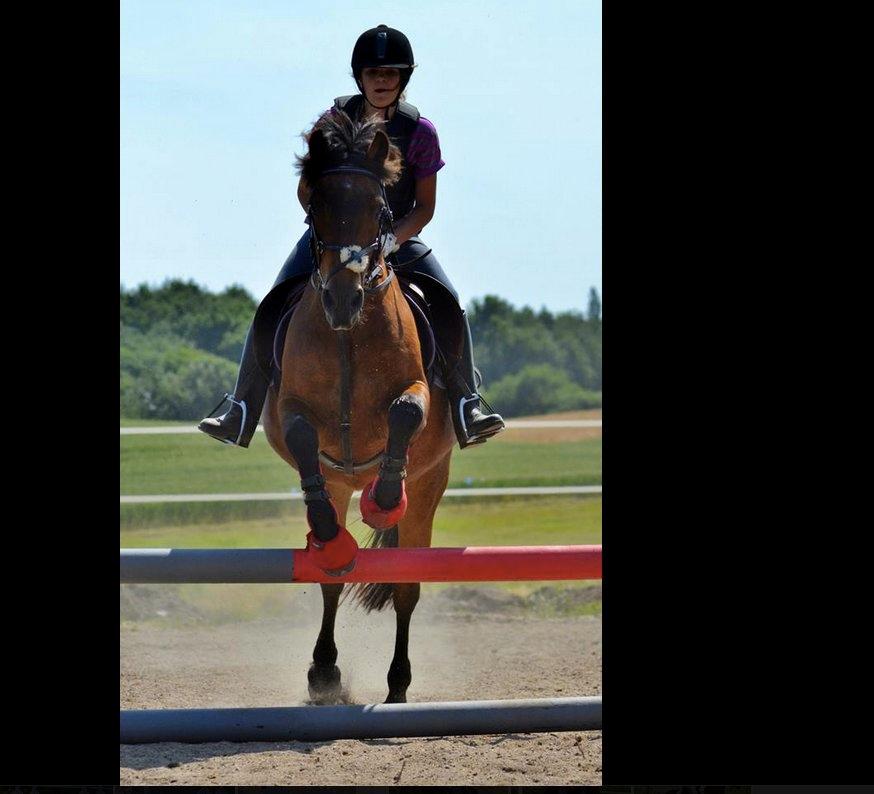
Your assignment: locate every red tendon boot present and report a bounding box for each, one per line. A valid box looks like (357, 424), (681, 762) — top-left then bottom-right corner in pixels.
(305, 525), (359, 576)
(360, 477), (408, 530)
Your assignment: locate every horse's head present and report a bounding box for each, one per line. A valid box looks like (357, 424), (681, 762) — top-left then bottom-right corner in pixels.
(298, 113), (402, 330)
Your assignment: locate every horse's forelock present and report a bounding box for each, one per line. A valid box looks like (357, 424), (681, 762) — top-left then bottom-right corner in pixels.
(295, 111), (402, 187)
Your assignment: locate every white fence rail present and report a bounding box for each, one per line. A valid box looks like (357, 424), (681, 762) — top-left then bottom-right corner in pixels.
(120, 485), (602, 504)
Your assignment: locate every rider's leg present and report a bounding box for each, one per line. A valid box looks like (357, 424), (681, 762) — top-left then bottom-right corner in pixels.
(394, 238), (505, 448)
(198, 229), (314, 446)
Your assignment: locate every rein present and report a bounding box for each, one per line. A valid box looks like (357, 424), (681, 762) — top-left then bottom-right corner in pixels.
(307, 164), (397, 476)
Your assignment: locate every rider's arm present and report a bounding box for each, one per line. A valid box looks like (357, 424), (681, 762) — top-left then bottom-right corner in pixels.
(393, 173), (436, 245)
(297, 177), (312, 212)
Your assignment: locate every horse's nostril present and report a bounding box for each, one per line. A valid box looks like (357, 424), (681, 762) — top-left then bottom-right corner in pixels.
(323, 290), (335, 311)
(351, 289), (364, 312)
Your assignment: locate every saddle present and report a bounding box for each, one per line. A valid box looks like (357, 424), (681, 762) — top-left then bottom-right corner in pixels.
(251, 268), (464, 390)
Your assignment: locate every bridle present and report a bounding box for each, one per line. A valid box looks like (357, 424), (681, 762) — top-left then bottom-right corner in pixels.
(306, 165), (396, 295)
(304, 163), (398, 475)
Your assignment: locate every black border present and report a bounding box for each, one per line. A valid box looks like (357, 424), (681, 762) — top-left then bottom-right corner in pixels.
(7, 4), (122, 784)
(601, 2), (873, 783)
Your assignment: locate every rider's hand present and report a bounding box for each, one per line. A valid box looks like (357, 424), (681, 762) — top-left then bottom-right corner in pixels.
(381, 232), (399, 259)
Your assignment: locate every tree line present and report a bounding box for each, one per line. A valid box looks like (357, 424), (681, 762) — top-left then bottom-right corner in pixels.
(120, 280), (601, 420)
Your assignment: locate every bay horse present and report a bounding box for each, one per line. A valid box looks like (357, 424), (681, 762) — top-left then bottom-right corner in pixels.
(261, 112), (455, 704)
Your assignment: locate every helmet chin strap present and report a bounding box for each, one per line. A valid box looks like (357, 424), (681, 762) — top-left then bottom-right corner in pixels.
(363, 92), (399, 120)
(355, 78), (403, 120)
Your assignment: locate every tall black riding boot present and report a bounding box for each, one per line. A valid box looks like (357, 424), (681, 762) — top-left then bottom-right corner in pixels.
(447, 312), (505, 449)
(198, 229), (313, 447)
(197, 325), (270, 447)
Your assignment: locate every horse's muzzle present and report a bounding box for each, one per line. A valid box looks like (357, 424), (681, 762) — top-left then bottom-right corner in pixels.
(322, 285), (365, 330)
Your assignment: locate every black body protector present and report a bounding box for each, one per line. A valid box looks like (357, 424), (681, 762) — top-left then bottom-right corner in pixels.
(333, 94), (419, 221)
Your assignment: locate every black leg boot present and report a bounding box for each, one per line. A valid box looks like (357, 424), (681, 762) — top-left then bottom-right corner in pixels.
(198, 326), (270, 447)
(447, 312), (505, 449)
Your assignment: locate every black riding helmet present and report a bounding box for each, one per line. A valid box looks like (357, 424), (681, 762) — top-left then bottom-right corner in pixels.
(351, 24), (415, 95)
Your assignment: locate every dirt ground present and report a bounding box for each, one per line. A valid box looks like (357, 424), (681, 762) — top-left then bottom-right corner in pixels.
(121, 584), (601, 785)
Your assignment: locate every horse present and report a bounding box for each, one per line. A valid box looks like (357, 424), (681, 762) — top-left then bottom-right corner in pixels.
(261, 111), (455, 704)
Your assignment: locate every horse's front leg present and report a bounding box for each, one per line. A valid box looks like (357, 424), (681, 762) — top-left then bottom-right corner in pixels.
(360, 383), (428, 529)
(281, 404), (356, 702)
(309, 486), (354, 704)
(282, 406), (358, 574)
(307, 481), (353, 703)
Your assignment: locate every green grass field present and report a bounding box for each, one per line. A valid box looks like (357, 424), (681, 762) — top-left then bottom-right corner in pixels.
(120, 434), (601, 495)
(120, 417), (195, 427)
(121, 494), (600, 549)
(120, 430), (600, 528)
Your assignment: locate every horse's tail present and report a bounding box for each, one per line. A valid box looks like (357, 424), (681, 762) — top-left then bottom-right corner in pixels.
(342, 525), (399, 613)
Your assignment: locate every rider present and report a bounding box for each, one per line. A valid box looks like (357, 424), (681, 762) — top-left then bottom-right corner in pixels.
(198, 24), (505, 449)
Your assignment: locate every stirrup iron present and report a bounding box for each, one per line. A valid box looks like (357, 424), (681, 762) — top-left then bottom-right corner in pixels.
(203, 392), (248, 446)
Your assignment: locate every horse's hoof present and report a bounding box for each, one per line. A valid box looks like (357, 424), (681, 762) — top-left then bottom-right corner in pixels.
(384, 692), (407, 704)
(360, 478), (407, 529)
(308, 664), (342, 702)
(305, 526), (358, 574)
(324, 557), (356, 577)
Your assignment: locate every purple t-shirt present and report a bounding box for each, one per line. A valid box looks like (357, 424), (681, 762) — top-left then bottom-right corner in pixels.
(406, 117), (445, 178)
(321, 106), (445, 179)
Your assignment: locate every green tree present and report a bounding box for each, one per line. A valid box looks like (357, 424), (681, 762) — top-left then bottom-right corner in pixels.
(587, 286), (601, 323)
(120, 325), (238, 419)
(469, 293), (602, 392)
(486, 364), (601, 417)
(119, 282), (603, 420)
(121, 279), (257, 362)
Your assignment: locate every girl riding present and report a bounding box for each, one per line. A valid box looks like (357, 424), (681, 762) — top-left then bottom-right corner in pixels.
(199, 24), (504, 449)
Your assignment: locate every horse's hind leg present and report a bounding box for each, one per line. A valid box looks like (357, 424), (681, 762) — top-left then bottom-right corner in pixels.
(308, 582), (344, 701)
(385, 455), (451, 704)
(386, 582), (419, 703)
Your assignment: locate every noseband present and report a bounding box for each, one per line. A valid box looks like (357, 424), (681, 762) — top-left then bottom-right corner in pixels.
(307, 165), (396, 294)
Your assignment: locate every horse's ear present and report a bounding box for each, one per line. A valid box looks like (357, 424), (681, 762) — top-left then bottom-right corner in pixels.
(308, 128), (331, 166)
(366, 130), (390, 169)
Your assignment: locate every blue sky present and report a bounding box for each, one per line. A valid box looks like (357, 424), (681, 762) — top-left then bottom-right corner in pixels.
(120, 0), (601, 314)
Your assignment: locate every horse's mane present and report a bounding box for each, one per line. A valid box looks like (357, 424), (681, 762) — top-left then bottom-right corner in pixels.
(295, 110), (403, 187)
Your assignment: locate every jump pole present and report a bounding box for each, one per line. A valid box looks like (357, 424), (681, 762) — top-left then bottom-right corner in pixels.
(120, 545), (602, 584)
(121, 696), (602, 744)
